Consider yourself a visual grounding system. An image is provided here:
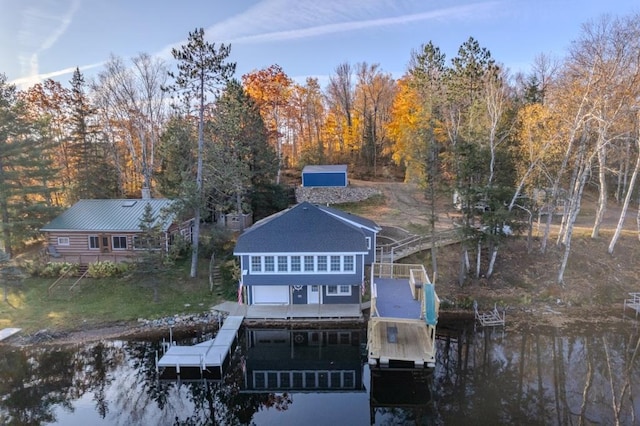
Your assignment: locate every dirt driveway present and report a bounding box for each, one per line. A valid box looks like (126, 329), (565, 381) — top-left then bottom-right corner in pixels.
(350, 179), (456, 231)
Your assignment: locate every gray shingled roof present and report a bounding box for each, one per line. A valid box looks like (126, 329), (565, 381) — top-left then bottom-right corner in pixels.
(234, 202), (374, 253)
(41, 199), (176, 232)
(317, 204), (381, 232)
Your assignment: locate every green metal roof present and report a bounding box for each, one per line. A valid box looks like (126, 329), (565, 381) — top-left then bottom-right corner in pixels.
(41, 199), (176, 232)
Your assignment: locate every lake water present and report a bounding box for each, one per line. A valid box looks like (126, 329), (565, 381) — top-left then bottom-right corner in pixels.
(1, 319), (639, 425)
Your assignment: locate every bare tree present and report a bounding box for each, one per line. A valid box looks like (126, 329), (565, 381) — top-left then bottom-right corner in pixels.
(93, 53), (169, 196)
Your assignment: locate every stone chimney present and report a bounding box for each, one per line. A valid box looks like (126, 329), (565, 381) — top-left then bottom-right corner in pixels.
(141, 186), (151, 199)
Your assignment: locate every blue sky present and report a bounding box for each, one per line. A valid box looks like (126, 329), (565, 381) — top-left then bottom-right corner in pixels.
(1, 0), (638, 90)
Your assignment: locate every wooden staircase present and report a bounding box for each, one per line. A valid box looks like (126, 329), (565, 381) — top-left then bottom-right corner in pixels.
(47, 265), (89, 299)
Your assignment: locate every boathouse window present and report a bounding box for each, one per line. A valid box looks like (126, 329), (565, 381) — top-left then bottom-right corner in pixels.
(248, 254), (358, 274)
(327, 285), (351, 296)
(290, 256), (301, 271)
(304, 256), (314, 272)
(365, 236), (371, 249)
(330, 255), (341, 271)
(277, 256), (288, 272)
(250, 256), (261, 272)
(317, 255), (327, 271)
(343, 255), (354, 271)
(264, 256), (275, 272)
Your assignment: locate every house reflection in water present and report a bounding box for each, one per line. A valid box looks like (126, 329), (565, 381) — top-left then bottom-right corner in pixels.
(241, 328), (366, 392)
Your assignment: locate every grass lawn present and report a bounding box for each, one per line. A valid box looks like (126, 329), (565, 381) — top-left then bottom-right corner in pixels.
(0, 258), (232, 334)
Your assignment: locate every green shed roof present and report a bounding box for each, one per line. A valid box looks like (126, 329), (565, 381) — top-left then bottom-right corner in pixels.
(41, 199), (176, 232)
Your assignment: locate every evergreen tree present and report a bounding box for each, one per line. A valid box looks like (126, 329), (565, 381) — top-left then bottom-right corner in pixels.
(68, 68), (119, 201)
(0, 74), (60, 255)
(156, 116), (196, 197)
(164, 27), (236, 278)
(205, 80), (277, 229)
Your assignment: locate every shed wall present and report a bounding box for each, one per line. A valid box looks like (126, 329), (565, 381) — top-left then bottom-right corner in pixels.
(302, 171), (347, 187)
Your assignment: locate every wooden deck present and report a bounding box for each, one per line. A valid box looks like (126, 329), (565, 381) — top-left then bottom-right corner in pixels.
(367, 263), (439, 369)
(212, 301), (363, 321)
(368, 317), (436, 368)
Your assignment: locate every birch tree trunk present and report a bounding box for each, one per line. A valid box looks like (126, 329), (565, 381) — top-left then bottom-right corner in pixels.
(591, 140), (607, 238)
(608, 137), (640, 253)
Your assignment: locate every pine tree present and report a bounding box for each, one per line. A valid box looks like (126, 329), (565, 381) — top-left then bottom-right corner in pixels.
(0, 74), (59, 255)
(68, 68), (118, 200)
(164, 28), (236, 278)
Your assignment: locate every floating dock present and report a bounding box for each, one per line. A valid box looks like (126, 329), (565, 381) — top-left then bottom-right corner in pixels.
(156, 315), (243, 379)
(367, 264), (439, 369)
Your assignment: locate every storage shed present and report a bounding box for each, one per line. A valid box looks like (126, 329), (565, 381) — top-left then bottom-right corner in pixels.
(301, 164), (348, 187)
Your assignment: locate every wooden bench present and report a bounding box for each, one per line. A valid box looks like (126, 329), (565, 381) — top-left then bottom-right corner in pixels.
(624, 292), (640, 318)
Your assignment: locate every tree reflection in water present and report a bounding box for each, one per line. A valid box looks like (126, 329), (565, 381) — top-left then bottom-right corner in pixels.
(0, 323), (638, 425)
(434, 321), (640, 425)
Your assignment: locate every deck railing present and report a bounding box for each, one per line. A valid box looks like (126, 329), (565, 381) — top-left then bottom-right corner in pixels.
(370, 262), (437, 319)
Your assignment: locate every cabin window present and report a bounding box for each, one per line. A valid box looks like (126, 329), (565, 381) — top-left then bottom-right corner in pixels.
(290, 256), (301, 272)
(112, 236), (127, 250)
(250, 256), (261, 272)
(57, 237), (70, 246)
(317, 255), (327, 271)
(133, 235), (162, 250)
(330, 255), (341, 271)
(264, 256), (275, 272)
(365, 236), (371, 250)
(88, 236), (99, 250)
(304, 256), (314, 272)
(343, 256), (354, 271)
(277, 256), (288, 272)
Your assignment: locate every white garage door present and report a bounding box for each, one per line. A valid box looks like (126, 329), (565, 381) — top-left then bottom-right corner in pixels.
(252, 285), (289, 304)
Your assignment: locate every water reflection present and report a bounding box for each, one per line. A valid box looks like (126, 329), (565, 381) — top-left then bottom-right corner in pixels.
(242, 328), (365, 392)
(0, 321), (638, 425)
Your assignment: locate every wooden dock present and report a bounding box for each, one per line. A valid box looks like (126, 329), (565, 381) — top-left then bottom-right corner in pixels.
(156, 315), (243, 379)
(367, 263), (439, 369)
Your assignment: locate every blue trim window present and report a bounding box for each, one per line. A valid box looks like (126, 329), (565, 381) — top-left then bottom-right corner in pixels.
(251, 256), (261, 272)
(327, 285), (351, 296)
(317, 256), (327, 271)
(277, 256), (288, 272)
(343, 255), (354, 271)
(291, 256), (301, 272)
(330, 256), (341, 271)
(304, 256), (314, 271)
(247, 254), (359, 274)
(264, 256), (275, 272)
